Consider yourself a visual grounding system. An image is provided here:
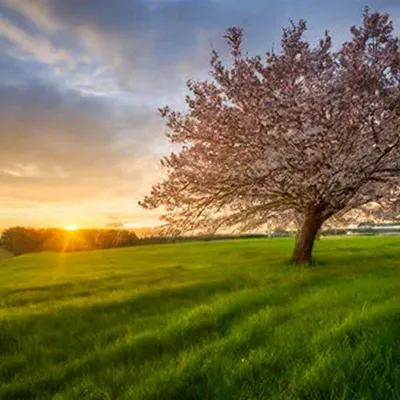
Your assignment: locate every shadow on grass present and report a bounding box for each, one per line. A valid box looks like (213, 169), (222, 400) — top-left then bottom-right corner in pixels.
(138, 301), (400, 400)
(285, 309), (400, 400)
(1, 240), (400, 399)
(0, 267), (371, 399)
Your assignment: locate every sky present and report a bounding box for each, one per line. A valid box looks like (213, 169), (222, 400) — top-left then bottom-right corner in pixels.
(0, 0), (399, 230)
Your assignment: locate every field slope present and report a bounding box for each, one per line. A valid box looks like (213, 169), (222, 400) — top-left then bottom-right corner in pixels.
(0, 237), (399, 399)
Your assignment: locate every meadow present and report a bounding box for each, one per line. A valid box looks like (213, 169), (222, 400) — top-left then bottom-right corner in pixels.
(0, 236), (399, 399)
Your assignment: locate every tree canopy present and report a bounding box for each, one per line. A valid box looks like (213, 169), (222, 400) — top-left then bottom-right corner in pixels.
(141, 9), (400, 264)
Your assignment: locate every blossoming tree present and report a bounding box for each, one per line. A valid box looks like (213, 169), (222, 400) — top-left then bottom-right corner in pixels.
(141, 9), (400, 264)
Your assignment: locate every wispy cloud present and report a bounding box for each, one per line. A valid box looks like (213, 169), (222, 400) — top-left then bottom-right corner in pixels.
(1, 0), (60, 31)
(0, 16), (73, 66)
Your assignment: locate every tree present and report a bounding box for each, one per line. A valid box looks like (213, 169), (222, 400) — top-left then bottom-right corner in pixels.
(0, 227), (140, 255)
(1, 227), (42, 255)
(140, 9), (400, 264)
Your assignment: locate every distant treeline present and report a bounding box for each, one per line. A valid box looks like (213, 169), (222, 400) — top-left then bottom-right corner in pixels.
(0, 227), (140, 255)
(0, 227), (279, 256)
(135, 233), (273, 245)
(1, 226), (397, 256)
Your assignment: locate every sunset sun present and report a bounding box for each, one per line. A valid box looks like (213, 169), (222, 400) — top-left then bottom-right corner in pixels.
(65, 224), (79, 231)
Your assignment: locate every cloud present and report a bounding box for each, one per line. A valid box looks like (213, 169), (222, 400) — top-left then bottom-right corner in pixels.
(1, 0), (60, 31)
(2, 0), (284, 93)
(0, 16), (73, 66)
(0, 70), (165, 211)
(0, 0), (399, 229)
(3, 163), (69, 178)
(0, 81), (117, 167)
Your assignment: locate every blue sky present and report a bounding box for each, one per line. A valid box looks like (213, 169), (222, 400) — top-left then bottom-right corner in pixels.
(0, 0), (399, 229)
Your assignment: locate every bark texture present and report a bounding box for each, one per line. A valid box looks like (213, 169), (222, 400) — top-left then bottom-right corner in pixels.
(291, 211), (324, 264)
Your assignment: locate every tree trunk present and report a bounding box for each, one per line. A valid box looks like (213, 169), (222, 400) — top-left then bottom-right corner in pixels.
(291, 210), (324, 265)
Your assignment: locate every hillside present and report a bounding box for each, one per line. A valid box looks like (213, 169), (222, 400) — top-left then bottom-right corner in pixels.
(0, 237), (399, 399)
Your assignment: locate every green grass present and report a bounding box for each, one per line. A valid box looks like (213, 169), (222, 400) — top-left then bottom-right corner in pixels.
(0, 237), (399, 399)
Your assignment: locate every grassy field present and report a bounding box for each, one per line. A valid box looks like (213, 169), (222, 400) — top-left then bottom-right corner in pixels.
(0, 237), (399, 399)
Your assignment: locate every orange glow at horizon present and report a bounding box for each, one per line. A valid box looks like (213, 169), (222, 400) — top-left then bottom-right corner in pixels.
(65, 224), (79, 231)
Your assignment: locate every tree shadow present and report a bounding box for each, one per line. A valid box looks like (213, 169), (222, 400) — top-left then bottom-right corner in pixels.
(1, 240), (399, 399)
(0, 267), (366, 399)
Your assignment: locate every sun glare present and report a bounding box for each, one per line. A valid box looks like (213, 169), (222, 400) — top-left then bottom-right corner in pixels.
(65, 224), (79, 231)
